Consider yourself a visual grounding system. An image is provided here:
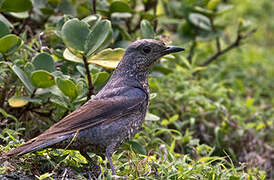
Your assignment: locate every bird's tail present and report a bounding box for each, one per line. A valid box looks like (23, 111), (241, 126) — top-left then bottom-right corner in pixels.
(4, 136), (68, 157)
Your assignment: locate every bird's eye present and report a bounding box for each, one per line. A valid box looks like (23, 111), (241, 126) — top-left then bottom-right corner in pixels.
(142, 46), (151, 54)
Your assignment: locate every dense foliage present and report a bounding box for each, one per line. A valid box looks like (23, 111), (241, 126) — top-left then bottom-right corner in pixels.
(0, 0), (273, 179)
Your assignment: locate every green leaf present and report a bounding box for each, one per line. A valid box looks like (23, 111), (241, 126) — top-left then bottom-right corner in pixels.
(0, 34), (23, 55)
(24, 62), (35, 75)
(0, 0), (33, 12)
(207, 0), (220, 10)
(93, 72), (110, 86)
(145, 112), (160, 121)
(188, 13), (212, 31)
(0, 14), (13, 28)
(8, 96), (28, 108)
(88, 48), (124, 69)
(61, 18), (91, 52)
(127, 141), (146, 155)
(110, 1), (132, 13)
(56, 15), (74, 38)
(140, 19), (155, 39)
(11, 65), (35, 94)
(85, 20), (112, 56)
(9, 11), (29, 19)
(0, 20), (10, 38)
(63, 48), (83, 63)
(56, 77), (78, 100)
(30, 70), (55, 88)
(81, 14), (101, 26)
(32, 53), (55, 72)
(0, 107), (17, 121)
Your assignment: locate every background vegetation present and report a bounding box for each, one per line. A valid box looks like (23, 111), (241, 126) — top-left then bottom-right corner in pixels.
(0, 0), (273, 179)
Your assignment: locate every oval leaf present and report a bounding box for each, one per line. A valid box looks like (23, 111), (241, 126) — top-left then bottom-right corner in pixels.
(0, 20), (10, 38)
(56, 77), (78, 100)
(0, 0), (33, 12)
(188, 13), (212, 31)
(93, 72), (110, 86)
(88, 48), (124, 69)
(0, 34), (23, 55)
(11, 65), (35, 94)
(81, 14), (101, 26)
(61, 18), (90, 52)
(8, 96), (28, 108)
(63, 48), (83, 63)
(32, 52), (55, 72)
(140, 19), (155, 39)
(86, 20), (112, 56)
(31, 70), (55, 88)
(110, 1), (132, 13)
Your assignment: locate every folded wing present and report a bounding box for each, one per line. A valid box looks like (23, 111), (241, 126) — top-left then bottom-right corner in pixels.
(6, 88), (147, 156)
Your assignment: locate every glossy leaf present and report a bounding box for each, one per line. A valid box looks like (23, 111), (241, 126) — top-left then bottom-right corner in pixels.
(188, 13), (212, 31)
(63, 48), (83, 63)
(0, 34), (23, 55)
(61, 18), (90, 52)
(11, 65), (35, 94)
(8, 96), (28, 108)
(110, 1), (132, 13)
(88, 48), (124, 69)
(0, 0), (33, 12)
(140, 19), (155, 39)
(32, 53), (55, 72)
(0, 20), (10, 38)
(0, 14), (13, 28)
(93, 72), (110, 86)
(81, 14), (101, 26)
(56, 77), (78, 100)
(30, 70), (55, 88)
(9, 12), (29, 19)
(85, 20), (112, 56)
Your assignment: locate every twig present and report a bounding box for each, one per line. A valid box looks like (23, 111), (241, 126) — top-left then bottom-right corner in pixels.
(199, 28), (257, 67)
(92, 0), (96, 14)
(210, 18), (221, 53)
(82, 55), (95, 101)
(153, 0), (158, 32)
(187, 39), (196, 63)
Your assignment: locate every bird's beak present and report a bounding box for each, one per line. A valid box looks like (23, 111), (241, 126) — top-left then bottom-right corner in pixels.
(162, 46), (185, 55)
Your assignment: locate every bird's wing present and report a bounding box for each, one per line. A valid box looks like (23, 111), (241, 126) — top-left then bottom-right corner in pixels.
(5, 87), (147, 156)
(33, 87), (147, 141)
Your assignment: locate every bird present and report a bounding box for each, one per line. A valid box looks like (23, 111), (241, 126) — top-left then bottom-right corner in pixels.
(4, 39), (184, 175)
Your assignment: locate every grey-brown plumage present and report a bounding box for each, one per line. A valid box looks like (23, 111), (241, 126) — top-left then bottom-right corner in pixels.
(5, 39), (184, 175)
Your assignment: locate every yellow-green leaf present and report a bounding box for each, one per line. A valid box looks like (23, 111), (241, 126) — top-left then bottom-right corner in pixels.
(8, 96), (28, 107)
(88, 48), (125, 69)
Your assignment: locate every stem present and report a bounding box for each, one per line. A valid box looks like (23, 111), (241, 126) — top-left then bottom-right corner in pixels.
(200, 29), (256, 67)
(92, 0), (96, 14)
(187, 39), (196, 63)
(83, 55), (94, 101)
(153, 0), (158, 32)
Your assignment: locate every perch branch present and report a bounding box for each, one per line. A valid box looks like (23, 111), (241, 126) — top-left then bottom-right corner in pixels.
(199, 28), (257, 67)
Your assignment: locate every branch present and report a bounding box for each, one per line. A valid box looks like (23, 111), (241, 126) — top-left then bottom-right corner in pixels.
(82, 55), (95, 101)
(92, 0), (96, 14)
(199, 28), (257, 67)
(187, 39), (196, 63)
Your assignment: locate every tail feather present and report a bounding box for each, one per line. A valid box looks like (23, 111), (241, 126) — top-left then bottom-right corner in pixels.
(5, 136), (69, 157)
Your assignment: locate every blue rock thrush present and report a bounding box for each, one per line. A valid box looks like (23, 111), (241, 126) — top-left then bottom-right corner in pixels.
(5, 39), (184, 175)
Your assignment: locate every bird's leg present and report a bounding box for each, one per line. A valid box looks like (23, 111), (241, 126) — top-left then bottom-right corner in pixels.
(80, 150), (95, 164)
(80, 150), (101, 177)
(106, 145), (116, 175)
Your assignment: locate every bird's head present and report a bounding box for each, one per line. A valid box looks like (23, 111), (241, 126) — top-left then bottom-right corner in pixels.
(119, 39), (184, 72)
